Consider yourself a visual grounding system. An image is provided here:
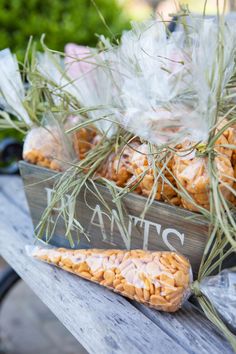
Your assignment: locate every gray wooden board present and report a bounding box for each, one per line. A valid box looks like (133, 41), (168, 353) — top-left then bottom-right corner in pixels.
(19, 161), (209, 275)
(0, 176), (234, 354)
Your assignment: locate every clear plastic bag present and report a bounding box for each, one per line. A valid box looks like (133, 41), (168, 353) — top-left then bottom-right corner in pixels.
(98, 141), (140, 188)
(131, 144), (181, 205)
(65, 44), (95, 78)
(199, 268), (236, 332)
(0, 48), (31, 125)
(173, 139), (234, 211)
(65, 115), (97, 161)
(29, 246), (192, 312)
(23, 115), (75, 171)
(28, 245), (236, 331)
(64, 44), (117, 139)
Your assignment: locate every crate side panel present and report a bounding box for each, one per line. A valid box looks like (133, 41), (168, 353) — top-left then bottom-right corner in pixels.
(19, 161), (209, 274)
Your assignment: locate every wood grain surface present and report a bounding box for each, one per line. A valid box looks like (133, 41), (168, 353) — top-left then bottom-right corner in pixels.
(0, 175), (234, 354)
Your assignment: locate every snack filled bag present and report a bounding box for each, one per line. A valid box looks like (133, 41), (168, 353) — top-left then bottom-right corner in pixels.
(65, 115), (98, 161)
(29, 245), (236, 351)
(28, 245), (234, 317)
(104, 18), (236, 214)
(30, 247), (192, 312)
(98, 141), (141, 188)
(173, 138), (234, 211)
(131, 144), (181, 206)
(23, 115), (75, 171)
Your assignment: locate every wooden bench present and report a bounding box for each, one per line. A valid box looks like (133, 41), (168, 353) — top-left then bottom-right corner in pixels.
(0, 176), (234, 354)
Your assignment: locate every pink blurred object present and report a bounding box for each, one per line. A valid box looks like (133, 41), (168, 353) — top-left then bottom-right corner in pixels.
(65, 43), (95, 79)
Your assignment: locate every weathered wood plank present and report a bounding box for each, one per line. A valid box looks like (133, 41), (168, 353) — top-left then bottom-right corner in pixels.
(134, 302), (234, 354)
(0, 176), (189, 354)
(0, 176), (234, 354)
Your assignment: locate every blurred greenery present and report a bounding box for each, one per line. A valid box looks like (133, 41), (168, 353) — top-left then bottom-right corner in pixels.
(0, 0), (128, 59)
(0, 0), (130, 60)
(0, 0), (130, 141)
(0, 128), (24, 141)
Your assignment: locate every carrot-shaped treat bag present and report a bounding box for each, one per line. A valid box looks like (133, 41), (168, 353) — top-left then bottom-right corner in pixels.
(28, 246), (236, 350)
(30, 247), (192, 312)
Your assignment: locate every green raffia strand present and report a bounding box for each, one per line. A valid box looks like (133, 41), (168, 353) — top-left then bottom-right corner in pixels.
(192, 3), (236, 348)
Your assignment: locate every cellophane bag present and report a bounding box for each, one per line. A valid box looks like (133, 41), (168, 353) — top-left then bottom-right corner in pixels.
(28, 246), (236, 331)
(173, 138), (234, 211)
(29, 246), (192, 312)
(199, 268), (236, 331)
(0, 48), (31, 126)
(23, 114), (75, 171)
(130, 143), (181, 206)
(65, 115), (98, 161)
(64, 43), (117, 139)
(98, 141), (141, 188)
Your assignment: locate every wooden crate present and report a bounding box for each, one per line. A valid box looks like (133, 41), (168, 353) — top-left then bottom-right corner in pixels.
(19, 161), (209, 274)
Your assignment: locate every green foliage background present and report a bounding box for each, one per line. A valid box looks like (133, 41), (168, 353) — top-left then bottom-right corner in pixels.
(0, 0), (129, 60)
(0, 0), (130, 141)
